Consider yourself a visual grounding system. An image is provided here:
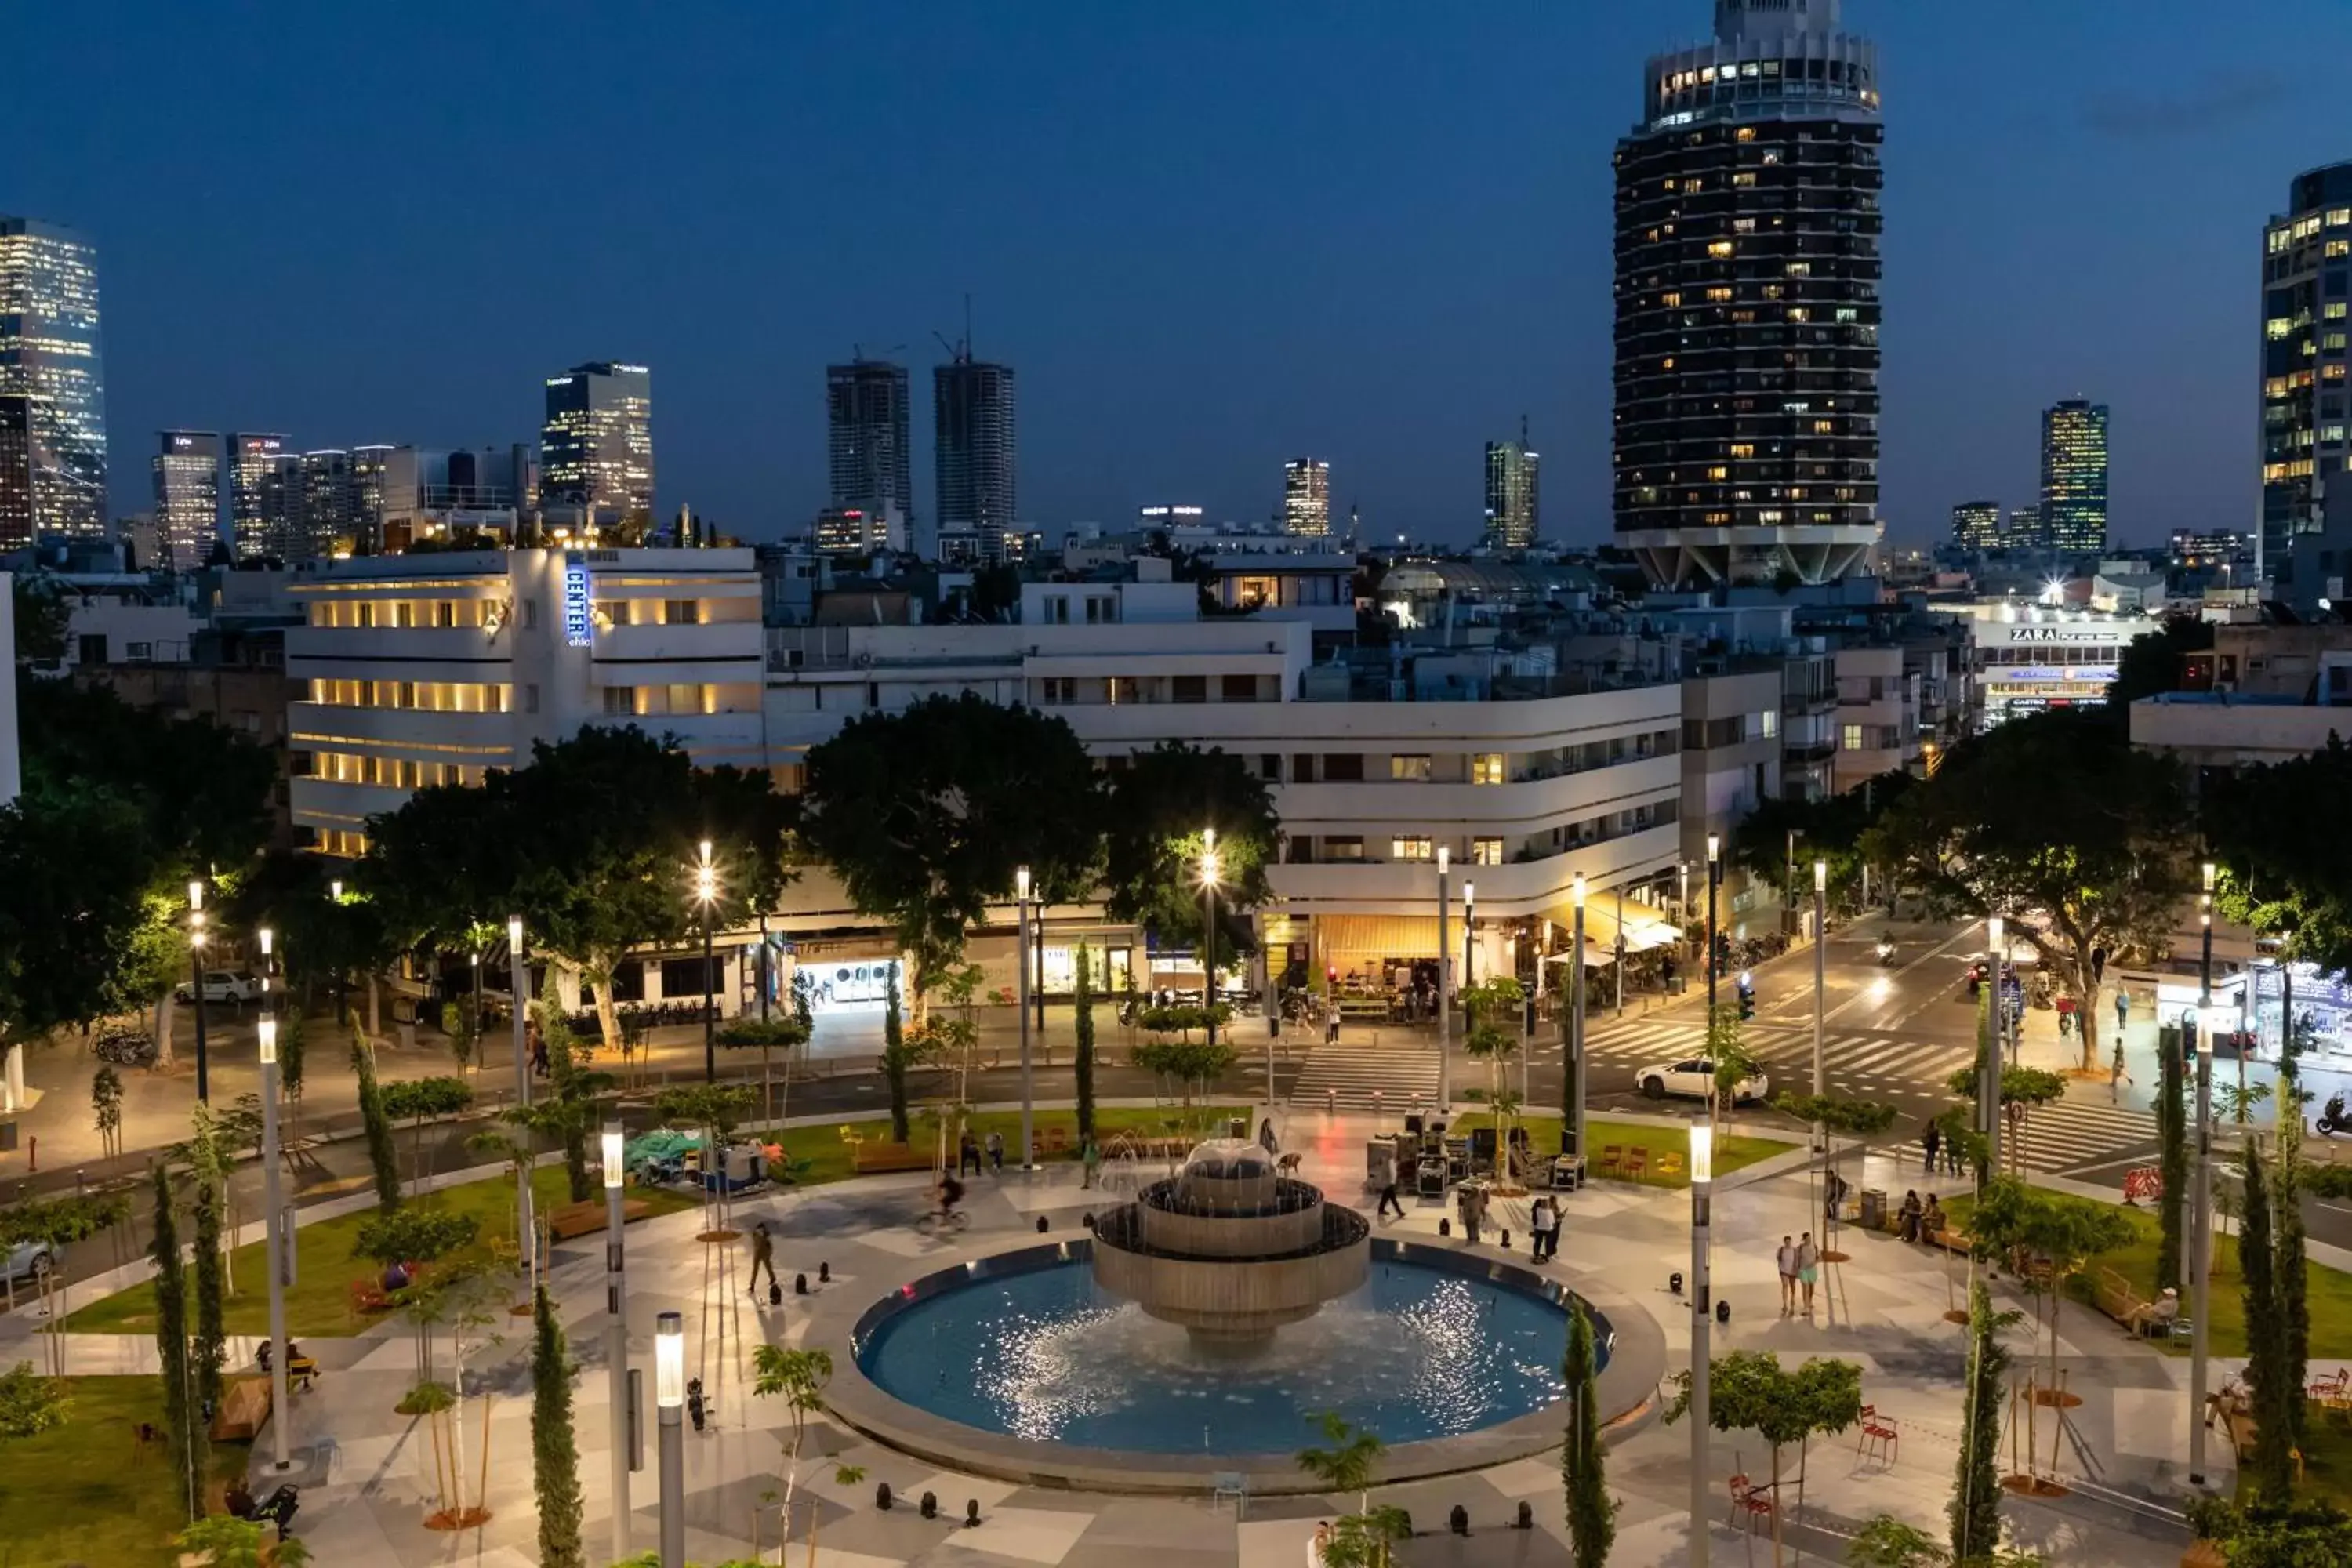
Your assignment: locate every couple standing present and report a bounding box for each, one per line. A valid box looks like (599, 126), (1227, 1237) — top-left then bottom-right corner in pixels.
(1776, 1232), (1820, 1316)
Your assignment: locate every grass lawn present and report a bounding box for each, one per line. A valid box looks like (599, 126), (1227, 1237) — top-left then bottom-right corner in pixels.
(755, 1104), (1253, 1184)
(67, 1165), (700, 1339)
(0, 1375), (250, 1566)
(1450, 1112), (1792, 1189)
(1941, 1192), (2352, 1360)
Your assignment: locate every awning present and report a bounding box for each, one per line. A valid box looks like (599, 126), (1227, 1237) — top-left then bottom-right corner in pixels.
(1542, 941), (1617, 969)
(1316, 914), (1441, 963)
(1574, 900), (1681, 954)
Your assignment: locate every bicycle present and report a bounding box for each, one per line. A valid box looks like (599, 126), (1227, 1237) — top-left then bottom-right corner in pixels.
(913, 1207), (970, 1236)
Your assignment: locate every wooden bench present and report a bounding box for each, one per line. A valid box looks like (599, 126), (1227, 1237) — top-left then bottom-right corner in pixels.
(2092, 1265), (2147, 1327)
(545, 1197), (653, 1241)
(850, 1142), (937, 1175)
(210, 1377), (270, 1442)
(1922, 1224), (1972, 1256)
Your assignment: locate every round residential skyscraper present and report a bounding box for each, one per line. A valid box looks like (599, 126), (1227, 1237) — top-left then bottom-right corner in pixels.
(1611, 0), (1884, 588)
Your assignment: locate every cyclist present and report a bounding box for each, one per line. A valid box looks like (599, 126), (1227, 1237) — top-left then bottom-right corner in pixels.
(933, 1171), (966, 1225)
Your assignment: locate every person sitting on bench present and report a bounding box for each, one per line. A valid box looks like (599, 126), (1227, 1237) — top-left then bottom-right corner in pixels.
(2125, 1287), (2180, 1339)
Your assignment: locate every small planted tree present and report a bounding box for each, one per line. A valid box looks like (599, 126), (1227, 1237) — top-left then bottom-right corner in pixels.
(880, 967), (916, 1143)
(531, 1286), (586, 1568)
(2240, 1139), (2294, 1497)
(1131, 1036), (1239, 1120)
(150, 1163), (206, 1522)
(1943, 1065), (2066, 1179)
(752, 1345), (833, 1558)
(1666, 1350), (1863, 1565)
(1704, 1005), (1762, 1123)
(2155, 1026), (2187, 1293)
(353, 1032), (402, 1213)
(172, 1515), (314, 1567)
(91, 1066), (123, 1160)
(1073, 941), (1098, 1144)
(1950, 1279), (2020, 1564)
(1562, 1299), (1614, 1568)
(441, 1000), (480, 1078)
(381, 1075), (476, 1196)
(191, 1180), (227, 1419)
(716, 1015), (808, 1127)
(1461, 977), (1526, 1166)
(1296, 1408), (1383, 1517)
(0, 1359), (70, 1438)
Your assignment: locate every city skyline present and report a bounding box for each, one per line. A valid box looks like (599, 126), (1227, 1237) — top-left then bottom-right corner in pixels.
(16, 1), (2352, 548)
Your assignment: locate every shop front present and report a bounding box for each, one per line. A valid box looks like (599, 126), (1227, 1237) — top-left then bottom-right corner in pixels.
(783, 936), (905, 1014)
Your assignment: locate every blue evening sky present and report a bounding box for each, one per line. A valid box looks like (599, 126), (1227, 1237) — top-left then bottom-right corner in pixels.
(13, 2), (2350, 546)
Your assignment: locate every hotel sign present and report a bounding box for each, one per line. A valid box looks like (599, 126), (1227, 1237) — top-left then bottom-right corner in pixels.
(563, 553), (592, 648)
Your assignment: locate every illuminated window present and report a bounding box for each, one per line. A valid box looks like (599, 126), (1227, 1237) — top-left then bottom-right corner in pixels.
(1471, 753), (1505, 786)
(1706, 466), (1729, 481)
(2328, 303), (2347, 320)
(1729, 444), (1755, 459)
(1390, 753), (1432, 781)
(1756, 709), (1779, 739)
(1706, 286), (1733, 302)
(1660, 291), (1682, 306)
(1842, 724), (1865, 752)
(1472, 837), (1504, 867)
(2332, 241), (2351, 259)
(2329, 208), (2350, 227)
(1787, 307), (1809, 321)
(1813, 419), (1836, 434)
(1784, 262), (1811, 277)
(1735, 126), (1755, 142)
(1390, 836), (1433, 862)
(1708, 241), (1734, 258)
(1732, 172), (1756, 187)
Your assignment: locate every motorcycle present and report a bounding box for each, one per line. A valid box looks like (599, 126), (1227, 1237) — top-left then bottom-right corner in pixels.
(1875, 938), (1897, 967)
(2321, 1094), (2349, 1138)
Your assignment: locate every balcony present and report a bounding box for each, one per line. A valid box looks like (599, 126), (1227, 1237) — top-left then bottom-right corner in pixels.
(1275, 755), (1679, 832)
(287, 626), (502, 670)
(287, 702), (517, 758)
(591, 622), (763, 666)
(1269, 825), (1679, 919)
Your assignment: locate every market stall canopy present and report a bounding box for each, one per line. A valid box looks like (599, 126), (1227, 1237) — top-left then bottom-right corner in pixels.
(1542, 940), (1617, 969)
(1574, 900), (1680, 954)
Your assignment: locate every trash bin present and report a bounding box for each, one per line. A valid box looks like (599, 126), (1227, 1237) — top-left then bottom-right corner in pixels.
(1229, 1117), (1250, 1141)
(1860, 1188), (1887, 1232)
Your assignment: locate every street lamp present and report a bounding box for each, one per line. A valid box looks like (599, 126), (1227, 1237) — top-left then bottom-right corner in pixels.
(1705, 834), (1722, 1017)
(508, 913), (533, 1303)
(1436, 846), (1452, 1109)
(1813, 860), (1828, 1152)
(187, 879), (211, 1103)
(2189, 990), (2214, 1488)
(1569, 874), (1587, 1160)
(604, 1120), (631, 1559)
(1015, 866), (1035, 1172)
(1200, 829), (1221, 1056)
(1689, 1113), (1715, 1568)
(257, 1014), (291, 1473)
(655, 1310), (684, 1568)
(694, 840), (718, 1083)
(1984, 916), (2004, 1177)
(1462, 880), (1476, 990)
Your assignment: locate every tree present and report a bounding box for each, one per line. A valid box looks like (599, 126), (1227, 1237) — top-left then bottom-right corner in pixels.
(2208, 739), (2352, 975)
(880, 967), (920, 1143)
(11, 575), (69, 664)
(150, 1163), (207, 1523)
(2155, 1026), (2187, 1294)
(353, 1206), (482, 1271)
(1099, 742), (1280, 970)
(1667, 1351), (1862, 1565)
(1846, 1517), (2042, 1568)
(91, 1065), (123, 1159)
(1561, 1299), (1614, 1568)
(532, 1286), (586, 1568)
(0, 1359), (69, 1439)
(1073, 941), (1098, 1144)
(352, 1033), (402, 1212)
(2183, 1496), (2352, 1568)
(441, 1000), (480, 1077)
(1867, 709), (2196, 1071)
(1131, 1036), (1238, 1110)
(191, 1179), (227, 1419)
(752, 1345), (833, 1557)
(2105, 611), (2212, 709)
(1295, 1409), (1383, 1515)
(1970, 1181), (2135, 1436)
(1462, 977), (1526, 1164)
(172, 1515), (314, 1568)
(716, 1015), (809, 1126)
(799, 694), (1102, 1004)
(1943, 1065), (2067, 1179)
(1704, 1004), (1762, 1121)
(381, 1075), (476, 1195)
(1950, 1280), (2020, 1564)
(1730, 772), (1912, 908)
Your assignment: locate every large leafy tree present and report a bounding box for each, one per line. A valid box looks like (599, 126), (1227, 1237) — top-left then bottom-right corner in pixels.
(2104, 611), (2211, 709)
(1099, 742), (1280, 970)
(1729, 768), (1911, 906)
(2206, 735), (2352, 975)
(1867, 708), (2196, 1071)
(800, 694), (1102, 1002)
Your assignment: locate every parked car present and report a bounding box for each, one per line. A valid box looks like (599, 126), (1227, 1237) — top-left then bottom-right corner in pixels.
(2, 1238), (56, 1287)
(1635, 1057), (1769, 1104)
(173, 970), (263, 1005)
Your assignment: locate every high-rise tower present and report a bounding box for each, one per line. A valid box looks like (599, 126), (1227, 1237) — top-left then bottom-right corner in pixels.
(1612, 0), (1883, 587)
(1283, 459), (1331, 538)
(827, 358), (913, 551)
(2039, 400), (2109, 556)
(2259, 164), (2352, 588)
(0, 217), (108, 543)
(933, 346), (1016, 562)
(1483, 420), (1541, 548)
(152, 431), (223, 568)
(1949, 501), (2000, 551)
(541, 361), (654, 528)
(229, 433), (298, 561)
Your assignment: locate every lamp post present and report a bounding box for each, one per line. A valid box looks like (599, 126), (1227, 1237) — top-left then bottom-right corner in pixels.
(1016, 866), (1035, 1172)
(328, 879), (347, 1027)
(509, 913), (534, 1303)
(1984, 916), (2004, 1180)
(655, 1310), (684, 1568)
(695, 841), (717, 1083)
(604, 1121), (632, 1559)
(2188, 862), (2215, 1486)
(258, 1008), (292, 1474)
(1614, 886), (1626, 1018)
(1436, 847), (1451, 1109)
(1813, 860), (1828, 1152)
(1463, 880), (1477, 991)
(1690, 1114), (1715, 1568)
(1201, 829), (1220, 1056)
(188, 880), (211, 1103)
(1705, 835), (1722, 1017)
(1570, 875), (1587, 1160)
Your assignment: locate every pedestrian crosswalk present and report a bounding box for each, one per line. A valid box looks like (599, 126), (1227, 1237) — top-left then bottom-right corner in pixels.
(1292, 1038), (1443, 1112)
(1857, 1098), (2159, 1178)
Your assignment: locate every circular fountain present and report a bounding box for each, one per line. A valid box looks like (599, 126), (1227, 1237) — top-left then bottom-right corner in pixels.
(1087, 1138), (1370, 1345)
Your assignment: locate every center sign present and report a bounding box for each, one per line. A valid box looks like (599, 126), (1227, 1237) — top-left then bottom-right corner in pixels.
(563, 554), (592, 648)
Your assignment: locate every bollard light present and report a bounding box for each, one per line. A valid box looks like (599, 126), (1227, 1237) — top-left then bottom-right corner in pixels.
(1436, 844), (1448, 874)
(1814, 859), (1827, 894)
(188, 879), (204, 911)
(655, 1312), (684, 1407)
(604, 1123), (625, 1189)
(259, 927), (273, 959)
(258, 1017), (277, 1065)
(1016, 865), (1031, 902)
(1690, 1118), (1714, 1187)
(1706, 832), (1720, 865)
(1572, 873), (1585, 909)
(508, 913), (524, 953)
(329, 879), (342, 903)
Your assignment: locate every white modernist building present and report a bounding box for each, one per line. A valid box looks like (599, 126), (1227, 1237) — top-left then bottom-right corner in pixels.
(1961, 606), (2161, 730)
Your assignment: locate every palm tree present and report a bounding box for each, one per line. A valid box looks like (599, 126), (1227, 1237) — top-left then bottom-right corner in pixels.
(1295, 1409), (1383, 1515)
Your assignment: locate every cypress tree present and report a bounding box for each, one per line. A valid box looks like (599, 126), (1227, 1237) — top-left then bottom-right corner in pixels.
(150, 1163), (206, 1520)
(1949, 1278), (2010, 1561)
(353, 1033), (401, 1212)
(2241, 1139), (2292, 1497)
(1562, 1299), (1614, 1568)
(530, 1286), (586, 1568)
(2278, 1147), (2310, 1457)
(2155, 1025), (2187, 1293)
(1073, 942), (1098, 1144)
(191, 1181), (227, 1419)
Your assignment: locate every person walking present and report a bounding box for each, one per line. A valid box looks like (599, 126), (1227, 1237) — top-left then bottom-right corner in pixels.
(1797, 1232), (1820, 1316)
(1458, 1183), (1484, 1246)
(747, 1221), (779, 1302)
(1777, 1235), (1799, 1316)
(1945, 1127), (1965, 1177)
(1920, 1119), (1941, 1174)
(985, 1130), (1004, 1173)
(2115, 987), (2130, 1036)
(1377, 1171), (1405, 1220)
(2110, 1040), (2132, 1105)
(1258, 1118), (1279, 1156)
(1325, 1000), (1341, 1047)
(1534, 1196), (1562, 1261)
(1080, 1138), (1100, 1189)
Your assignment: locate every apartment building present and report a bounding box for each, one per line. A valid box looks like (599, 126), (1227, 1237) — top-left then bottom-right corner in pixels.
(1831, 644), (1913, 792)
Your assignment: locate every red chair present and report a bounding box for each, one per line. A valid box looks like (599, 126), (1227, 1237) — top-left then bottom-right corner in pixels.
(1858, 1403), (1900, 1465)
(1726, 1475), (1773, 1534)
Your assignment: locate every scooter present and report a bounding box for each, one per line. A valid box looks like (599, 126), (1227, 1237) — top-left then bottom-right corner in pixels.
(2320, 1094), (2348, 1138)
(1875, 938), (1897, 967)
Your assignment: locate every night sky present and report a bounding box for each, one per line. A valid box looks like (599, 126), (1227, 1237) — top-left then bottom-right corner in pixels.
(16, 2), (2352, 547)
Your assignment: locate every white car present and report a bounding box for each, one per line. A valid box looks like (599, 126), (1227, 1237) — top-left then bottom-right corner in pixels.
(3, 1238), (56, 1287)
(1635, 1056), (1769, 1105)
(174, 970), (263, 1005)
